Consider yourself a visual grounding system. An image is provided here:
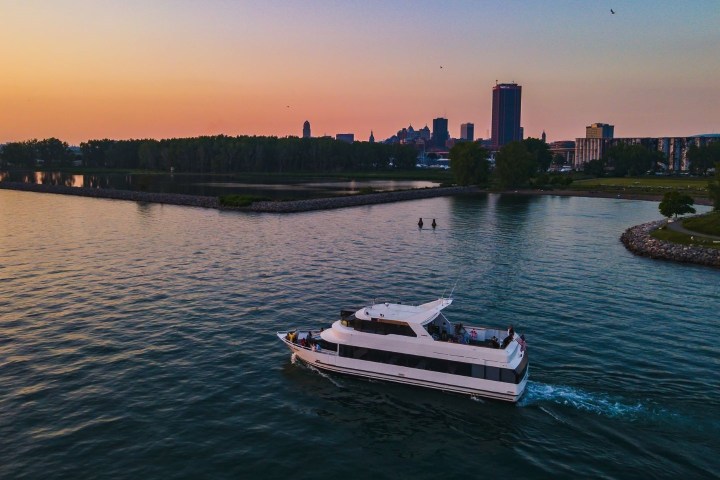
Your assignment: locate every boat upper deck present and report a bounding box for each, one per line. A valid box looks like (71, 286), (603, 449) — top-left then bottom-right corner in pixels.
(355, 298), (452, 324)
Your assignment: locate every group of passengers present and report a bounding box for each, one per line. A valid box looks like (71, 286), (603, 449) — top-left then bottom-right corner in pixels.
(428, 323), (517, 349)
(427, 323), (472, 344)
(286, 330), (322, 352)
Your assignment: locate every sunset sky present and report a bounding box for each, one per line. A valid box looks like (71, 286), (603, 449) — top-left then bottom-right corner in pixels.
(1, 0), (718, 145)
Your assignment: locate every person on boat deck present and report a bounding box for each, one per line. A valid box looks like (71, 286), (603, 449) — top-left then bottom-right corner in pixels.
(490, 336), (500, 348)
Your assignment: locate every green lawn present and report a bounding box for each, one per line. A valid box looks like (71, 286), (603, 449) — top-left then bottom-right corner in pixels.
(651, 223), (720, 249)
(572, 176), (709, 197)
(683, 211), (720, 236)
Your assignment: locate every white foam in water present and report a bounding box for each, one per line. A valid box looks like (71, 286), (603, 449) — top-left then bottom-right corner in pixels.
(306, 363), (345, 388)
(519, 381), (646, 419)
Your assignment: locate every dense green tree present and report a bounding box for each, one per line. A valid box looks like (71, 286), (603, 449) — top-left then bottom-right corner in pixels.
(36, 138), (73, 167)
(688, 142), (720, 175)
(0, 141), (37, 167)
(603, 143), (664, 177)
(659, 190), (696, 219)
(494, 141), (536, 188)
(79, 135), (419, 174)
(584, 158), (606, 177)
(708, 162), (720, 210)
(449, 142), (490, 185)
(8, 135), (419, 174)
(523, 137), (552, 173)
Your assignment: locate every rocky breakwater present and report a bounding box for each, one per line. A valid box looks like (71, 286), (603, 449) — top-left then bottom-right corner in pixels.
(620, 220), (720, 268)
(244, 186), (479, 213)
(0, 182), (219, 208)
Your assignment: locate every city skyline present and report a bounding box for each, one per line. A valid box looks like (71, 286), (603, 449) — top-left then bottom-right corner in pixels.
(1, 0), (718, 145)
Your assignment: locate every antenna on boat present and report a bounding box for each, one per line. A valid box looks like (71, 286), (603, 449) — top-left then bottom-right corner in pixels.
(449, 279), (458, 299)
(443, 279), (458, 300)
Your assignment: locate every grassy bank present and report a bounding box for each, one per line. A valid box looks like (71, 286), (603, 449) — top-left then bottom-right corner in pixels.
(649, 211), (720, 249)
(571, 176), (709, 198)
(683, 211), (720, 236)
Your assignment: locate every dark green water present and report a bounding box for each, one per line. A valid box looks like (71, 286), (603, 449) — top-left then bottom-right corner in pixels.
(0, 190), (718, 479)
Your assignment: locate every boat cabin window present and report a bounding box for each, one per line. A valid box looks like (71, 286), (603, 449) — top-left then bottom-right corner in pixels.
(351, 318), (416, 337)
(338, 345), (528, 384)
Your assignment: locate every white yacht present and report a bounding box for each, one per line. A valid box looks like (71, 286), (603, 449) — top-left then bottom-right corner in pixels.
(277, 297), (528, 402)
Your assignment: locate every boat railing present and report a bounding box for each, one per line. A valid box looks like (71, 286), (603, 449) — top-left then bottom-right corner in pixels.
(280, 329), (337, 355)
(426, 322), (516, 350)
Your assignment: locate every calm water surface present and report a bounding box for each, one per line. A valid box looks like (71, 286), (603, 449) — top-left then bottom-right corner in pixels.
(0, 171), (438, 199)
(0, 190), (718, 479)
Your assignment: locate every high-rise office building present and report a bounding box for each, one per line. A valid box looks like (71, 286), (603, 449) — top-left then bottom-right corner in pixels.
(460, 123), (475, 142)
(585, 123), (614, 139)
(432, 117), (449, 148)
(491, 82), (522, 149)
(303, 121), (311, 138)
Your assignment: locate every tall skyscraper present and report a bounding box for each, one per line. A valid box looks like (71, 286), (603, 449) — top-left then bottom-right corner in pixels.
(491, 82), (522, 149)
(303, 120), (311, 138)
(432, 117), (449, 149)
(460, 123), (475, 142)
(585, 123), (614, 139)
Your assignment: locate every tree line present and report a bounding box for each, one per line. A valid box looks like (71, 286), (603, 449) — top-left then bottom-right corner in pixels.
(584, 141), (720, 177)
(449, 138), (558, 188)
(0, 135), (419, 173)
(450, 139), (720, 189)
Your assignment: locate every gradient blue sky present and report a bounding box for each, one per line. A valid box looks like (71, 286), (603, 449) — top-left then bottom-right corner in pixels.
(1, 0), (718, 144)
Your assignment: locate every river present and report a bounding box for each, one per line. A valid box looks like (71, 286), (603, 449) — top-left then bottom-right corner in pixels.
(0, 190), (718, 479)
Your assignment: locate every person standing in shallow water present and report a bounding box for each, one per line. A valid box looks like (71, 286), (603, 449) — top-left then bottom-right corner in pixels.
(432, 219), (437, 229)
(418, 217), (423, 228)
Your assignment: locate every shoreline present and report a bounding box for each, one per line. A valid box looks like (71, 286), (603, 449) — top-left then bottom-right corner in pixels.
(0, 181), (712, 212)
(0, 181), (479, 212)
(620, 220), (720, 268)
(4, 180), (718, 268)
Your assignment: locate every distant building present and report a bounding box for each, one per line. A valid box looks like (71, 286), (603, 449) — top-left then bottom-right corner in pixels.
(432, 117), (449, 149)
(585, 123), (614, 139)
(460, 123), (475, 142)
(574, 135), (718, 172)
(303, 121), (311, 138)
(491, 82), (522, 149)
(369, 131), (375, 143)
(336, 133), (354, 144)
(549, 140), (576, 166)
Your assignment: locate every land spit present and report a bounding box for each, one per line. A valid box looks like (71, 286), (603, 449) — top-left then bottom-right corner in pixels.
(620, 220), (720, 268)
(0, 181), (220, 208)
(0, 181), (478, 212)
(1, 181), (712, 212)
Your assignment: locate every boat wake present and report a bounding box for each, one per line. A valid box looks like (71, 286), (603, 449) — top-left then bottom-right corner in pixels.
(293, 356), (346, 388)
(519, 381), (646, 420)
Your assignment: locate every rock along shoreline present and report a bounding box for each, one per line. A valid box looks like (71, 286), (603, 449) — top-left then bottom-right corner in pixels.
(620, 220), (720, 268)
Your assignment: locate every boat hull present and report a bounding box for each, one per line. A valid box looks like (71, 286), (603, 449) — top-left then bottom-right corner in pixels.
(278, 332), (528, 403)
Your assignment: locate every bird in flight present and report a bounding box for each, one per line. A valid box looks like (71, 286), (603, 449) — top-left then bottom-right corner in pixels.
(610, 8), (615, 14)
